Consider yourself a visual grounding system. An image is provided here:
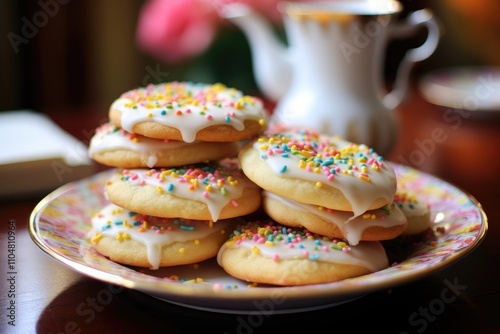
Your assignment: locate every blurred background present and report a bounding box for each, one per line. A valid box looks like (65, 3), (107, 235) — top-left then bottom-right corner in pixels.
(1, 0), (499, 113)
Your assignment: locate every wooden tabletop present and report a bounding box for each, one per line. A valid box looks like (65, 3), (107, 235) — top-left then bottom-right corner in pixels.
(2, 88), (500, 334)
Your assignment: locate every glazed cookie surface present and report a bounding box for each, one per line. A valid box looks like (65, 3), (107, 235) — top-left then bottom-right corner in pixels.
(109, 82), (268, 142)
(394, 190), (432, 235)
(238, 126), (397, 216)
(262, 190), (408, 245)
(105, 159), (261, 222)
(88, 122), (240, 168)
(90, 203), (239, 269)
(217, 220), (389, 286)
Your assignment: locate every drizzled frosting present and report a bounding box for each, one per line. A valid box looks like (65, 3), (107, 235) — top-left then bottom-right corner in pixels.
(263, 190), (407, 245)
(113, 159), (258, 221)
(89, 122), (189, 167)
(217, 221), (388, 272)
(252, 126), (397, 217)
(90, 203), (233, 269)
(111, 82), (267, 142)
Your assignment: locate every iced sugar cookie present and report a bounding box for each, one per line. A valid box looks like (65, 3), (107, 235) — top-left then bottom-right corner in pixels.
(394, 191), (432, 235)
(262, 190), (408, 245)
(217, 220), (389, 286)
(105, 159), (261, 222)
(238, 126), (397, 217)
(90, 203), (239, 269)
(109, 82), (268, 143)
(88, 122), (240, 168)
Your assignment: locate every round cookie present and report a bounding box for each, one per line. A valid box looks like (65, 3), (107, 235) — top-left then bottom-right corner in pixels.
(89, 122), (240, 168)
(238, 125), (397, 217)
(217, 220), (389, 286)
(262, 190), (408, 245)
(90, 203), (239, 269)
(105, 159), (261, 222)
(109, 82), (268, 143)
(394, 190), (431, 235)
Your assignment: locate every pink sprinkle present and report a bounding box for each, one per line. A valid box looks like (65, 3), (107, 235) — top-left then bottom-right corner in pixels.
(272, 254), (279, 262)
(203, 191), (209, 198)
(274, 148), (284, 154)
(322, 246), (329, 251)
(352, 166), (359, 171)
(230, 199), (238, 207)
(205, 114), (213, 120)
(267, 149), (273, 155)
(130, 173), (138, 180)
(342, 247), (350, 253)
(257, 237), (265, 244)
(186, 108), (192, 113)
(140, 180), (146, 186)
(367, 158), (375, 164)
(327, 174), (335, 181)
(302, 250), (309, 257)
(156, 229), (162, 234)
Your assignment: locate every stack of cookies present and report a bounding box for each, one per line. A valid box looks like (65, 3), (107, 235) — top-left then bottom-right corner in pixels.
(87, 81), (269, 269)
(217, 125), (412, 285)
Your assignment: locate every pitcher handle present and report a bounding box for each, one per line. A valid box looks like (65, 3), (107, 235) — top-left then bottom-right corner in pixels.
(383, 9), (440, 110)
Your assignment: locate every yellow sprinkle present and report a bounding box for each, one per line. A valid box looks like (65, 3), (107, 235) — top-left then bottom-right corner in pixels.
(123, 233), (130, 240)
(265, 241), (274, 247)
(169, 275), (179, 280)
(358, 157), (367, 163)
(371, 164), (380, 171)
(251, 245), (260, 254)
(313, 167), (321, 173)
(157, 186), (164, 194)
(337, 241), (347, 248)
(91, 234), (103, 243)
(225, 240), (236, 247)
(147, 112), (153, 118)
(259, 144), (269, 150)
(315, 181), (323, 188)
(362, 213), (371, 219)
(179, 248), (186, 254)
(196, 278), (204, 283)
(116, 233), (123, 242)
(194, 239), (200, 245)
(259, 119), (266, 126)
(360, 175), (371, 182)
(132, 138), (139, 143)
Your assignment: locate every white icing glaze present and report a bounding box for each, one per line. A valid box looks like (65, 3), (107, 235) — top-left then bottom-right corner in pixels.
(111, 82), (267, 142)
(253, 126), (397, 217)
(117, 159), (258, 221)
(90, 203), (233, 269)
(263, 190), (407, 245)
(88, 123), (188, 168)
(217, 221), (388, 272)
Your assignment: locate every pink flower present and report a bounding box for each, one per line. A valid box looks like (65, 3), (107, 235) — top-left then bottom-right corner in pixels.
(136, 0), (292, 64)
(136, 0), (219, 64)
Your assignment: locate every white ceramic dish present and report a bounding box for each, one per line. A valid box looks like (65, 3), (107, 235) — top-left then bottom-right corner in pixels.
(29, 164), (487, 314)
(419, 66), (500, 116)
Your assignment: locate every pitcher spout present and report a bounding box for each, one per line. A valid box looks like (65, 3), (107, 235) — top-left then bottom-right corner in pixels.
(220, 3), (291, 102)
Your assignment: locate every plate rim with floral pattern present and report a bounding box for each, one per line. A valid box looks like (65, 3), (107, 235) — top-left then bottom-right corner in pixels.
(29, 163), (487, 314)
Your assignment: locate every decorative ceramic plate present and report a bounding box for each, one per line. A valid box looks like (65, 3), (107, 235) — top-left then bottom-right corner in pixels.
(29, 164), (487, 314)
(419, 66), (500, 116)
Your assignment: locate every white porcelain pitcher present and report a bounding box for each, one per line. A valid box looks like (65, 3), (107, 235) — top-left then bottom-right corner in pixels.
(221, 0), (440, 155)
